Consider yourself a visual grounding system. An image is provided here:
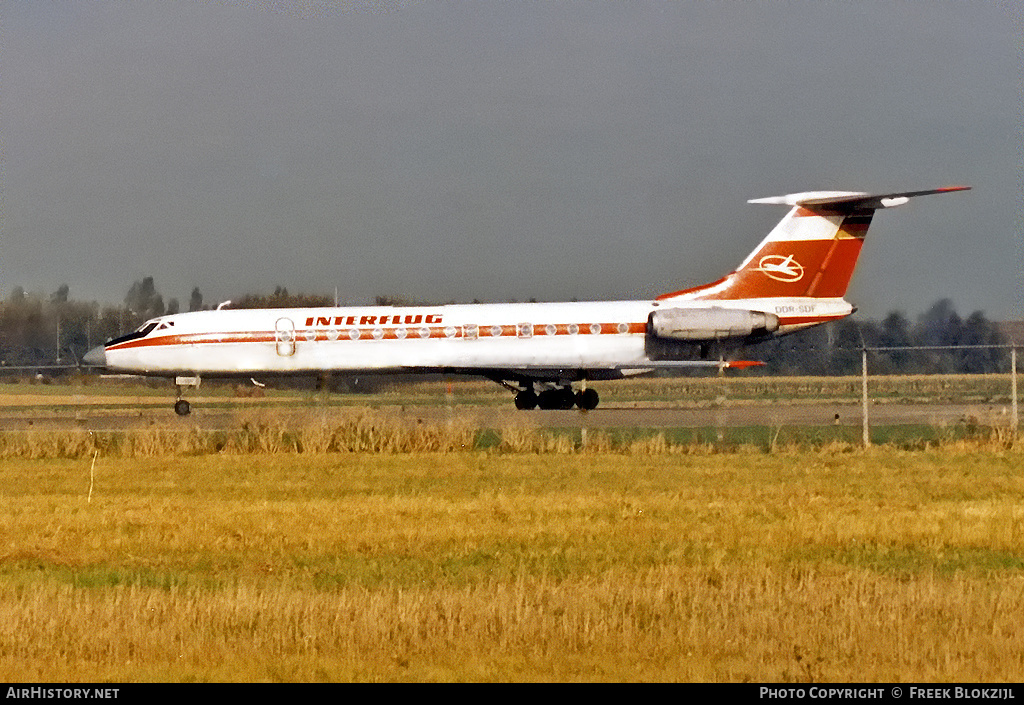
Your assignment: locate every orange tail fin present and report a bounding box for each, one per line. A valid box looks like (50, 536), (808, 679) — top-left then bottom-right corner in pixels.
(657, 187), (970, 303)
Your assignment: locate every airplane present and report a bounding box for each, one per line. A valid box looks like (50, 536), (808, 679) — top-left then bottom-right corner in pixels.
(83, 186), (970, 416)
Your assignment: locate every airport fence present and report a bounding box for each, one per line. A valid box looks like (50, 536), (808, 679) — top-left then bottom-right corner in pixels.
(858, 344), (1018, 447)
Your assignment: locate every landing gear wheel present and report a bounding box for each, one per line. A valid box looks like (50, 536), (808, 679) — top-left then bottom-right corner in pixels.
(558, 387), (576, 410)
(577, 388), (600, 410)
(174, 399), (191, 417)
(536, 387), (578, 410)
(537, 389), (559, 410)
(514, 390), (538, 410)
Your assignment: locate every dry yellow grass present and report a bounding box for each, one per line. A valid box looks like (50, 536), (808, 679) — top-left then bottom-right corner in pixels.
(0, 409), (483, 459)
(1, 448), (1023, 681)
(3, 565), (1021, 682)
(0, 404), (1018, 460)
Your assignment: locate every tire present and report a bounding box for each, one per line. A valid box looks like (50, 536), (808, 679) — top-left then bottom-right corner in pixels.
(537, 389), (559, 410)
(578, 388), (599, 410)
(558, 388), (576, 410)
(514, 390), (537, 410)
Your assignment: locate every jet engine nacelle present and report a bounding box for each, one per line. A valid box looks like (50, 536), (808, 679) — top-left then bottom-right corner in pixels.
(649, 307), (780, 341)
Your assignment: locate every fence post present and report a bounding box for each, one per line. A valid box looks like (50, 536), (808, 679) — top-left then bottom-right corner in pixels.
(1012, 346), (1018, 433)
(861, 347), (870, 448)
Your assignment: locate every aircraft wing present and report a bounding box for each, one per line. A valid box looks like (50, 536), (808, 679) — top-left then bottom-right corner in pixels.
(620, 360), (764, 370)
(402, 360), (763, 383)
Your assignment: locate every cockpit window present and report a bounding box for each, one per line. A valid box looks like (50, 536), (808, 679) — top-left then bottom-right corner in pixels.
(108, 320), (164, 347)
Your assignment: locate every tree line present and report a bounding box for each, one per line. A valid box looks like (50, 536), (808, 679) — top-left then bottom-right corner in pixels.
(0, 279), (351, 367)
(748, 298), (1009, 375)
(0, 278), (1010, 375)
(0, 278), (205, 367)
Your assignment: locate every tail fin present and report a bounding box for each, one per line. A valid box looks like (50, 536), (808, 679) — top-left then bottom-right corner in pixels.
(656, 186), (970, 302)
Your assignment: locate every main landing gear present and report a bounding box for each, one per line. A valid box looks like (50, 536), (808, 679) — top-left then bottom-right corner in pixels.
(513, 384), (600, 411)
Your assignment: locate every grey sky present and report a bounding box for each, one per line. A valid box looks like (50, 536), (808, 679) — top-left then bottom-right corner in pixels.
(2, 1), (1018, 320)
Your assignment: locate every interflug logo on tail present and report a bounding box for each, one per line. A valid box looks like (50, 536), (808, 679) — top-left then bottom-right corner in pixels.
(755, 254), (804, 282)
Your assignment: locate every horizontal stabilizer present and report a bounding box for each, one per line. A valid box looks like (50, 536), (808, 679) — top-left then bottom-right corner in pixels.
(748, 186), (970, 212)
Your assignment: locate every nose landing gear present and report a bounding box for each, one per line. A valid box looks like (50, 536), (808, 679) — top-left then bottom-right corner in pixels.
(173, 375), (201, 416)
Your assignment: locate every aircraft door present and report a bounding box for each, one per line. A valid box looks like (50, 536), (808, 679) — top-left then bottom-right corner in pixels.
(275, 317), (296, 356)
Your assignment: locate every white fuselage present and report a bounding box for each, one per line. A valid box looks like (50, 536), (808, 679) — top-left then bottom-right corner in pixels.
(100, 297), (853, 377)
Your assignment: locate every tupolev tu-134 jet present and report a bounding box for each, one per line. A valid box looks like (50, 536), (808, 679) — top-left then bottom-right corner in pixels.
(84, 186), (969, 416)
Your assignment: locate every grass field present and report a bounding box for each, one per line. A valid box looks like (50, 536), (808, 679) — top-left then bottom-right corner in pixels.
(2, 444), (1023, 681)
(1, 374), (1019, 681)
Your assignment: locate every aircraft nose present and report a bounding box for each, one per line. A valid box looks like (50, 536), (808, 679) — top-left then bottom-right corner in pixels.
(83, 345), (106, 367)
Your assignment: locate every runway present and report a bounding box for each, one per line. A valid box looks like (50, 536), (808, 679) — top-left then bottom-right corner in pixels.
(0, 397), (1013, 431)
